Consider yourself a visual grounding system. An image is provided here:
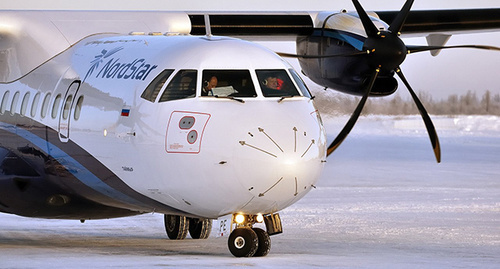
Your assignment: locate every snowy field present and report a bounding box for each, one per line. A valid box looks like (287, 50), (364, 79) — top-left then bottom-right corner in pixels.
(0, 115), (499, 268)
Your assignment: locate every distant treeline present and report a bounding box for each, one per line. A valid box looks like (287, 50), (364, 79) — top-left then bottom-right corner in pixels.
(313, 90), (500, 116)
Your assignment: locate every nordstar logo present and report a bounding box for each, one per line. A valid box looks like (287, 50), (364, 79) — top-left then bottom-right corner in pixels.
(84, 47), (158, 82)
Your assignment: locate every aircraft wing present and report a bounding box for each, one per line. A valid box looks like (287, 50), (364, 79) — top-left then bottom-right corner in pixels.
(1, 8), (499, 82)
(377, 9), (500, 36)
(189, 9), (500, 38)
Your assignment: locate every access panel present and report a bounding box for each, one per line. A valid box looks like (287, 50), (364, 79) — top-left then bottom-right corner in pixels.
(165, 111), (211, 154)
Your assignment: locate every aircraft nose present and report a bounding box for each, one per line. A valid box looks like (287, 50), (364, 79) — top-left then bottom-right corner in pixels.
(234, 120), (326, 211)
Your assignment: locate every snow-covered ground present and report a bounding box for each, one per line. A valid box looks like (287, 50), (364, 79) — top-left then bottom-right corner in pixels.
(1, 115), (499, 268)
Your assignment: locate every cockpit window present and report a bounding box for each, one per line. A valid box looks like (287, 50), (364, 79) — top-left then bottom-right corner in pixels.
(141, 69), (174, 102)
(256, 70), (300, 97)
(159, 70), (197, 102)
(202, 70), (256, 98)
(289, 68), (312, 98)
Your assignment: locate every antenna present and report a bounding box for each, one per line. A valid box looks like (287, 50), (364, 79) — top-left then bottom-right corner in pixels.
(204, 14), (212, 38)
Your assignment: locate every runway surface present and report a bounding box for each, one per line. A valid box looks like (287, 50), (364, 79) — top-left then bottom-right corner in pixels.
(0, 116), (499, 268)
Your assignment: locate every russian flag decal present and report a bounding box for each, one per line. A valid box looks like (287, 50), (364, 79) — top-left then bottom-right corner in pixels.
(121, 109), (130, 117)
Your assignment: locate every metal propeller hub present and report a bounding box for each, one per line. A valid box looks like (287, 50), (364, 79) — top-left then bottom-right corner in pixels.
(364, 31), (407, 72)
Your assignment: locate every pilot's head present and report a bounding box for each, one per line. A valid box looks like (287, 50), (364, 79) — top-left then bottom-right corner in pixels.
(265, 76), (279, 90)
(206, 76), (218, 90)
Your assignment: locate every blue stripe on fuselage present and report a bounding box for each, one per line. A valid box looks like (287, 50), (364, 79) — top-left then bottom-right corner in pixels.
(0, 121), (148, 209)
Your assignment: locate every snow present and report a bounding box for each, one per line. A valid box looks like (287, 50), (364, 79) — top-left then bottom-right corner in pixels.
(1, 115), (499, 268)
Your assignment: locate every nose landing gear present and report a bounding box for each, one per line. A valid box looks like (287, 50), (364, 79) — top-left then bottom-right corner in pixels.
(163, 213), (281, 257)
(227, 213), (281, 257)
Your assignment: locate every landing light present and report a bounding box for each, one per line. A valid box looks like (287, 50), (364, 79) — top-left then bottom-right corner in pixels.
(235, 214), (246, 224)
(256, 214), (264, 223)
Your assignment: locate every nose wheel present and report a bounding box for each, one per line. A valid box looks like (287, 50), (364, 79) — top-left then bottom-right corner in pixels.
(228, 227), (259, 257)
(228, 227), (271, 257)
(227, 213), (279, 257)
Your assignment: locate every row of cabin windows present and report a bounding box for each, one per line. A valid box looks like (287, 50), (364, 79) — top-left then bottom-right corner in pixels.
(141, 69), (312, 103)
(0, 90), (83, 121)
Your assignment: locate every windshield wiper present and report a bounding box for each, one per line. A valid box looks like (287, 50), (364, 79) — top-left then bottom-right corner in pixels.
(214, 95), (245, 103)
(277, 95), (296, 103)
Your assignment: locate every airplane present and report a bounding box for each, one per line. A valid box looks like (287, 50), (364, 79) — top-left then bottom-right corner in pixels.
(0, 0), (499, 257)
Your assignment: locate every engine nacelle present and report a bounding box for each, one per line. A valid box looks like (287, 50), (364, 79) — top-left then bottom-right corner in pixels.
(297, 11), (398, 96)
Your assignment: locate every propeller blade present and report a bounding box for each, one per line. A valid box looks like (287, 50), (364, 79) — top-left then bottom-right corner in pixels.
(407, 44), (500, 54)
(351, 0), (380, 37)
(326, 69), (379, 157)
(276, 50), (369, 59)
(396, 68), (441, 163)
(388, 0), (415, 35)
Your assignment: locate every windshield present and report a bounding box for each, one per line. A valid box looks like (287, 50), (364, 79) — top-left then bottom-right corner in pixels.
(141, 69), (174, 102)
(256, 70), (300, 97)
(202, 70), (256, 98)
(158, 70), (197, 102)
(289, 68), (312, 98)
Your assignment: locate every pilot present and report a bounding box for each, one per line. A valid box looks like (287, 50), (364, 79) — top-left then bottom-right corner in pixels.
(264, 76), (283, 90)
(202, 76), (218, 96)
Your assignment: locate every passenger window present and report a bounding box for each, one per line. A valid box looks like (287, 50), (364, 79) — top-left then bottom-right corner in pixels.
(31, 92), (41, 117)
(41, 93), (51, 118)
(62, 95), (73, 120)
(74, 96), (84, 120)
(0, 91), (9, 115)
(141, 69), (174, 102)
(201, 70), (256, 98)
(256, 70), (300, 97)
(51, 94), (62, 119)
(10, 91), (20, 115)
(159, 70), (197, 102)
(21, 92), (31, 116)
(289, 69), (312, 98)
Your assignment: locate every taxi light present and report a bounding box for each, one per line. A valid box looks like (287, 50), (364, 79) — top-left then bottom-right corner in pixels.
(256, 214), (264, 223)
(235, 214), (245, 224)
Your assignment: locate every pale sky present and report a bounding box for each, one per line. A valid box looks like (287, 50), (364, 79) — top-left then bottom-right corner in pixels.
(1, 0), (499, 100)
(1, 0), (499, 11)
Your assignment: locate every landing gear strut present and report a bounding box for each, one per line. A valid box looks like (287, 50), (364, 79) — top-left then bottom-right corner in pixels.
(227, 213), (281, 257)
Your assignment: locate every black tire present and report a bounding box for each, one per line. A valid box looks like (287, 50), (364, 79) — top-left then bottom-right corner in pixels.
(164, 214), (189, 240)
(189, 218), (212, 239)
(252, 228), (271, 257)
(228, 227), (258, 257)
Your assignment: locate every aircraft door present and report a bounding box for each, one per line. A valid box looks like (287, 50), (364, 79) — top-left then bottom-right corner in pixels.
(58, 80), (81, 143)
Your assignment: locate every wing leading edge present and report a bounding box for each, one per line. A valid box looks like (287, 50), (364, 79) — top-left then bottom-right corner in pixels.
(188, 8), (500, 37)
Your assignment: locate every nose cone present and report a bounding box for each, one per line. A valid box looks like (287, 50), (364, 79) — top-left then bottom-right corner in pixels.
(233, 106), (326, 213)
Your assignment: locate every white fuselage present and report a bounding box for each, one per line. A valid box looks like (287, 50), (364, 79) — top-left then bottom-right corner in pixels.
(0, 33), (326, 219)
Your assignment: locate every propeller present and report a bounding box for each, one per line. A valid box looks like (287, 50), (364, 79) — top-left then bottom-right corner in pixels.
(326, 69), (379, 156)
(407, 45), (500, 54)
(396, 68), (441, 162)
(280, 0), (499, 162)
(326, 0), (429, 160)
